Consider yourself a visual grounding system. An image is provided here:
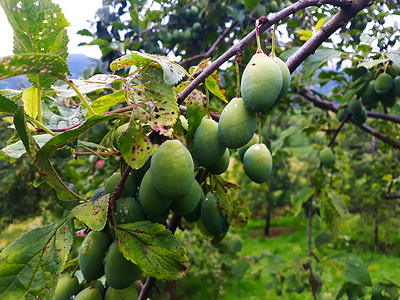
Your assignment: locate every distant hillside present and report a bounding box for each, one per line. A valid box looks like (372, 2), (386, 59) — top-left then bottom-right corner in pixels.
(0, 54), (99, 90)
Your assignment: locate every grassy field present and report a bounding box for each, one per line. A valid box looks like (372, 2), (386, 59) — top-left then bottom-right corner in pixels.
(1, 215), (399, 299)
(171, 216), (400, 300)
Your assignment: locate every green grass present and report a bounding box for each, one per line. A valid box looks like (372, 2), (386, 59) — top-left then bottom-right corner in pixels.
(173, 216), (400, 300)
(1, 215), (399, 299)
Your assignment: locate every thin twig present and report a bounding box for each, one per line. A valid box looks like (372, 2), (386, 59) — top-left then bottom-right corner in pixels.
(297, 88), (400, 149)
(180, 21), (239, 66)
(328, 112), (349, 147)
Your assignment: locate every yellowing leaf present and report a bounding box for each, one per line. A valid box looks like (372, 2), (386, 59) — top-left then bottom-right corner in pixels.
(22, 86), (38, 119)
(295, 29), (313, 41)
(315, 17), (327, 32)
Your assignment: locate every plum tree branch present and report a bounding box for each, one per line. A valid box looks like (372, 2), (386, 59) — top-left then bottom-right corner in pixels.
(286, 0), (373, 73)
(176, 0), (368, 105)
(298, 88), (400, 149)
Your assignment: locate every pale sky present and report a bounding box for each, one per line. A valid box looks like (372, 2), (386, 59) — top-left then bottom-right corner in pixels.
(0, 0), (103, 58)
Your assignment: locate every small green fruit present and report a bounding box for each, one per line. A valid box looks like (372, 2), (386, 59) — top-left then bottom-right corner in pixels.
(90, 187), (105, 202)
(380, 89), (397, 107)
(170, 179), (203, 216)
(237, 134), (259, 162)
(145, 208), (170, 224)
(105, 242), (142, 289)
(74, 286), (103, 300)
(104, 172), (137, 198)
(194, 118), (226, 166)
(78, 231), (111, 281)
(241, 52), (283, 112)
(273, 57), (291, 100)
(105, 284), (139, 299)
(319, 147), (335, 166)
(139, 170), (172, 215)
(243, 144), (273, 183)
(200, 192), (229, 236)
(352, 106), (367, 125)
(393, 77), (400, 97)
(184, 28), (191, 40)
(347, 98), (363, 116)
(206, 148), (230, 175)
(113, 123), (129, 148)
(360, 81), (379, 109)
(374, 73), (393, 94)
(53, 275), (80, 300)
(394, 64), (400, 75)
(114, 197), (145, 224)
(218, 97), (258, 149)
(192, 22), (201, 31)
(150, 139), (194, 198)
(337, 107), (347, 122)
(131, 157), (151, 185)
(184, 197), (204, 223)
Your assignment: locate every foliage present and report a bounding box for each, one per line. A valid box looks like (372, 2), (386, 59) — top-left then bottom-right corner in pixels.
(0, 0), (400, 299)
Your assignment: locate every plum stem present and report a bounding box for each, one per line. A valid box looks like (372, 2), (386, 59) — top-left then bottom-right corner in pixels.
(255, 18), (263, 53)
(205, 84), (211, 119)
(271, 23), (277, 58)
(258, 113), (262, 144)
(235, 58), (241, 98)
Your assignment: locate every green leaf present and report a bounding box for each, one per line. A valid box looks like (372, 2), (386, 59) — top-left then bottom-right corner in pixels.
(0, 94), (19, 114)
(270, 125), (303, 155)
(72, 195), (109, 231)
(0, 219), (74, 299)
(115, 222), (188, 280)
(92, 91), (126, 114)
(315, 17), (327, 32)
(336, 282), (366, 300)
(22, 86), (39, 119)
(0, 53), (70, 81)
(111, 51), (187, 85)
(125, 66), (179, 137)
(185, 105), (207, 150)
(357, 58), (389, 69)
(37, 114), (118, 161)
(302, 49), (341, 79)
(328, 191), (348, 217)
(14, 107), (86, 203)
(85, 74), (125, 86)
(119, 120), (158, 170)
(14, 106), (39, 156)
(328, 253), (372, 286)
(295, 29), (313, 41)
(77, 29), (93, 37)
(387, 50), (400, 67)
(205, 71), (227, 103)
(291, 188), (314, 217)
(0, 0), (70, 88)
(244, 0), (259, 11)
(216, 184), (249, 228)
(54, 79), (111, 98)
(0, 134), (53, 163)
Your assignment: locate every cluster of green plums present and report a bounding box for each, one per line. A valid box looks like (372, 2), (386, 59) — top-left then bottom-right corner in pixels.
(193, 50), (290, 183)
(353, 63), (400, 111)
(53, 273), (138, 300)
(53, 233), (140, 299)
(160, 5), (202, 45)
